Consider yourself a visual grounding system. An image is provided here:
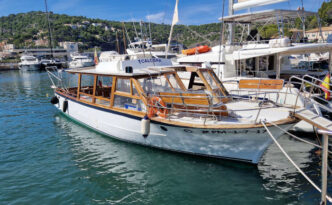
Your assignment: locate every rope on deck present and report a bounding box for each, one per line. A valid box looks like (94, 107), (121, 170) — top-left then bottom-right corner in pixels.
(262, 121), (332, 203)
(268, 121), (332, 155)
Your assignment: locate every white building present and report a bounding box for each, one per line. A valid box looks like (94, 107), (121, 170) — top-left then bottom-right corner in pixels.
(59, 42), (79, 53)
(306, 26), (332, 42)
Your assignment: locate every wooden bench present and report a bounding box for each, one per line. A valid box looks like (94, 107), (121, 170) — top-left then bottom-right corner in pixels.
(158, 92), (228, 116)
(238, 79), (284, 90)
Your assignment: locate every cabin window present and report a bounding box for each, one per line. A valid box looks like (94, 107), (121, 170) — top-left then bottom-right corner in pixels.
(201, 71), (218, 89)
(138, 74), (182, 93)
(95, 76), (112, 106)
(113, 78), (145, 112)
(79, 74), (94, 103)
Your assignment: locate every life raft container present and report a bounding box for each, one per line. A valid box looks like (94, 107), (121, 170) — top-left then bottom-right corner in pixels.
(182, 45), (211, 55)
(147, 97), (168, 118)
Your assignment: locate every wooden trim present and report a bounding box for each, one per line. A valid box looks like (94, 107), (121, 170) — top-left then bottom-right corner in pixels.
(164, 74), (175, 91)
(238, 79), (284, 90)
(131, 79), (148, 105)
(173, 72), (187, 91)
(79, 92), (94, 98)
(196, 70), (213, 92)
(77, 74), (82, 99)
(95, 95), (111, 102)
(92, 75), (98, 103)
(150, 116), (298, 129)
(208, 70), (229, 96)
(57, 90), (145, 117)
(114, 91), (142, 100)
(110, 77), (117, 107)
(130, 79), (133, 95)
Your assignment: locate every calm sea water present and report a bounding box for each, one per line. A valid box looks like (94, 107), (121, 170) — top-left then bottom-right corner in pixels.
(0, 70), (331, 205)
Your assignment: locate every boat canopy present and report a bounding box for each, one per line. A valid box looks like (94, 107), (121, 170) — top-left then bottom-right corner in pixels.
(66, 65), (191, 78)
(232, 43), (332, 60)
(220, 9), (316, 24)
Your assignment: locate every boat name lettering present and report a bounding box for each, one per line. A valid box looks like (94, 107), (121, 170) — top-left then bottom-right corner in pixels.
(201, 130), (266, 134)
(137, 58), (162, 64)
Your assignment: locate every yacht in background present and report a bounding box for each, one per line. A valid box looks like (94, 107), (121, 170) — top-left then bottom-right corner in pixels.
(18, 55), (41, 71)
(40, 58), (64, 70)
(68, 53), (94, 69)
(126, 38), (179, 59)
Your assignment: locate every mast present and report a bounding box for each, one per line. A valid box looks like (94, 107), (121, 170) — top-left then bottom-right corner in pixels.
(228, 0), (235, 44)
(166, 0), (179, 59)
(115, 31), (120, 53)
(44, 0), (54, 58)
(122, 22), (127, 54)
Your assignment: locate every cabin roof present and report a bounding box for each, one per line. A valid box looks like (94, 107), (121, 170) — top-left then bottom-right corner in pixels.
(220, 9), (316, 23)
(232, 43), (332, 60)
(66, 65), (194, 78)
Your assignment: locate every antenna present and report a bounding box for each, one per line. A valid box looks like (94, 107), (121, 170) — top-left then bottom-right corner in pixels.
(115, 31), (120, 53)
(44, 0), (54, 58)
(132, 21), (139, 39)
(122, 22), (127, 54)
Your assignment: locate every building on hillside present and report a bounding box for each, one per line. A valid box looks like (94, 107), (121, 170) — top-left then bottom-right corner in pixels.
(59, 42), (79, 53)
(34, 39), (49, 47)
(305, 26), (332, 42)
(92, 23), (103, 27)
(3, 44), (14, 52)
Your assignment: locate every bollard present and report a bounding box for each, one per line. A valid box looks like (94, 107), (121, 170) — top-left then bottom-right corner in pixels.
(318, 130), (331, 205)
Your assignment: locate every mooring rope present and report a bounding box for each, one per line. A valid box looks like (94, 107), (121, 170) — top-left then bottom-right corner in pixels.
(262, 121), (332, 203)
(268, 121), (332, 155)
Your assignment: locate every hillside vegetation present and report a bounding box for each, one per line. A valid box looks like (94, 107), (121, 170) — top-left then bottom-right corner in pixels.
(0, 0), (330, 51)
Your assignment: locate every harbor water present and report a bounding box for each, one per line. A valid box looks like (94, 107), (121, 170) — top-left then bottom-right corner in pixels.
(1, 70), (331, 204)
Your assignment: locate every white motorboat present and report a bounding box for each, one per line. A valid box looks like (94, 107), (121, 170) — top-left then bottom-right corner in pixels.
(18, 55), (41, 71)
(48, 56), (300, 164)
(68, 53), (94, 69)
(126, 39), (178, 59)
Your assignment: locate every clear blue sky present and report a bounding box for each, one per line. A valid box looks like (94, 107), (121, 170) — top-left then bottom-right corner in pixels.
(0, 0), (327, 25)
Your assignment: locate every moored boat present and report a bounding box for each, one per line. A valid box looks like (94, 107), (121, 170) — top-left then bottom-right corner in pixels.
(48, 58), (299, 164)
(18, 55), (41, 71)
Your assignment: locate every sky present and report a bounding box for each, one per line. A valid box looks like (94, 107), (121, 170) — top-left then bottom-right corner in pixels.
(0, 0), (327, 25)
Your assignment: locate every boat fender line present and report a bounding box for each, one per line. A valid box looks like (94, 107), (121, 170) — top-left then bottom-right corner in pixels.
(148, 97), (168, 118)
(62, 100), (68, 113)
(50, 96), (59, 104)
(141, 115), (150, 138)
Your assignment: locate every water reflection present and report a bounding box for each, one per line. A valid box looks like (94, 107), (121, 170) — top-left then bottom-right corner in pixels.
(53, 112), (327, 204)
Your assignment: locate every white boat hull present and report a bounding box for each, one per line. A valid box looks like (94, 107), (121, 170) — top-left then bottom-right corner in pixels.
(68, 61), (94, 69)
(19, 64), (40, 71)
(54, 94), (295, 164)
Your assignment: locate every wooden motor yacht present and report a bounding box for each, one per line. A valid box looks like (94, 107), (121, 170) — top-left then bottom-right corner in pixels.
(49, 57), (299, 164)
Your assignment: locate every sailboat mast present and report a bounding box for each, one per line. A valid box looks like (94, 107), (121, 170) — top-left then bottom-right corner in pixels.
(228, 0), (235, 44)
(44, 0), (54, 58)
(122, 22), (127, 54)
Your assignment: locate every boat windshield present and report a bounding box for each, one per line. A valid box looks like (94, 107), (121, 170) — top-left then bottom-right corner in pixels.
(138, 73), (184, 94)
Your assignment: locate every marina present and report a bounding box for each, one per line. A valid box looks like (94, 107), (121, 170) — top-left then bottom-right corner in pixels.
(0, 70), (331, 204)
(1, 0), (332, 204)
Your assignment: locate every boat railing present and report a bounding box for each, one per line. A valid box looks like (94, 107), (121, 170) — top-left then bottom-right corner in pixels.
(288, 74), (332, 114)
(145, 91), (291, 124)
(45, 66), (68, 92)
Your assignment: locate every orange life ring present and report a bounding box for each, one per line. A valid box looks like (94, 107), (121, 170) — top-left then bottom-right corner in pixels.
(147, 97), (168, 118)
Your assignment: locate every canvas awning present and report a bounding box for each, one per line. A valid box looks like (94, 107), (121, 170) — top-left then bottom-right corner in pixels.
(232, 43), (332, 60)
(220, 9), (316, 24)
